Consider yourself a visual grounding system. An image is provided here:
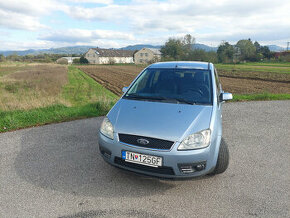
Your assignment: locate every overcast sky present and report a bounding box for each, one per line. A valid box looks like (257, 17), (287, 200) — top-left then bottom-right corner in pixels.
(0, 0), (289, 50)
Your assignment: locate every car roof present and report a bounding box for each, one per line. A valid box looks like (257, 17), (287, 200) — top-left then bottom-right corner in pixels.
(147, 61), (210, 70)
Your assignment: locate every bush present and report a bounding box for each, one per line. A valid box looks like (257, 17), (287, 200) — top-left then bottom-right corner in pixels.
(108, 58), (116, 65)
(80, 56), (89, 64)
(73, 58), (80, 64)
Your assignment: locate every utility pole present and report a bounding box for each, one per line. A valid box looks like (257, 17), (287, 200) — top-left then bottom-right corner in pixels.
(287, 42), (290, 51)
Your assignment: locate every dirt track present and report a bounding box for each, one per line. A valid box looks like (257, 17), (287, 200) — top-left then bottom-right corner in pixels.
(78, 65), (290, 96)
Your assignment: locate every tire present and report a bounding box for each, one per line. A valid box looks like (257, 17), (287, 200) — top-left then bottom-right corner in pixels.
(210, 138), (229, 175)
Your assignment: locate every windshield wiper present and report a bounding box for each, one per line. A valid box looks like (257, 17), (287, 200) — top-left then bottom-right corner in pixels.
(125, 93), (168, 101)
(125, 94), (201, 105)
(173, 98), (196, 105)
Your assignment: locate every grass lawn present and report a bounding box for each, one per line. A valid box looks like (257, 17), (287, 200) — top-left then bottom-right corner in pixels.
(216, 62), (290, 74)
(232, 93), (290, 102)
(0, 64), (117, 132)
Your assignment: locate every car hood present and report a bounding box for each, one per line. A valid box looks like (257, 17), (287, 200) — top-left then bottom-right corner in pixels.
(108, 99), (213, 142)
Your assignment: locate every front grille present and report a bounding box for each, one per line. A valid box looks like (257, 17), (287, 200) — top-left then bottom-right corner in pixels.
(114, 157), (175, 175)
(118, 133), (174, 150)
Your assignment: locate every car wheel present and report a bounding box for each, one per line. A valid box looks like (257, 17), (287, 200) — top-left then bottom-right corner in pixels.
(209, 138), (229, 175)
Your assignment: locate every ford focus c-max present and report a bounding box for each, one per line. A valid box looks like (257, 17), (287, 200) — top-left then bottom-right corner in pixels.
(98, 61), (232, 178)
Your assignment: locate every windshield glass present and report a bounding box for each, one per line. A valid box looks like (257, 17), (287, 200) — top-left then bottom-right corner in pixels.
(124, 68), (213, 105)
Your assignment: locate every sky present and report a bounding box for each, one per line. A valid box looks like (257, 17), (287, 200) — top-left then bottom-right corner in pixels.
(0, 0), (289, 50)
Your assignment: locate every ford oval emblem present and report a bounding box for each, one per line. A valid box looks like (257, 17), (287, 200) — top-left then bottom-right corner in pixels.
(137, 138), (149, 145)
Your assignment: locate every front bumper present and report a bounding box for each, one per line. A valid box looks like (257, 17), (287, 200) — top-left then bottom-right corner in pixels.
(98, 132), (221, 178)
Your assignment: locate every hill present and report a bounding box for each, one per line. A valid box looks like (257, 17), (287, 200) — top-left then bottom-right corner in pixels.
(119, 44), (161, 50)
(0, 44), (285, 56)
(0, 46), (92, 56)
(266, 45), (285, 52)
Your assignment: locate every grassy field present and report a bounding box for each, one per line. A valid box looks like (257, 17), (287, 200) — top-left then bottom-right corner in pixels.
(1, 62), (289, 132)
(0, 64), (117, 132)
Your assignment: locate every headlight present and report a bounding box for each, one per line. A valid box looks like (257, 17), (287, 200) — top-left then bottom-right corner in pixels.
(100, 117), (114, 139)
(178, 129), (211, 150)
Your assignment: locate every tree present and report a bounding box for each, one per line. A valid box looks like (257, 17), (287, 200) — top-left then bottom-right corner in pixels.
(73, 58), (80, 64)
(236, 39), (256, 61)
(260, 46), (271, 59)
(254, 41), (261, 51)
(217, 41), (235, 63)
(160, 37), (185, 60)
(7, 53), (21, 61)
(182, 34), (195, 50)
(160, 34), (195, 60)
(0, 54), (5, 62)
(80, 56), (89, 64)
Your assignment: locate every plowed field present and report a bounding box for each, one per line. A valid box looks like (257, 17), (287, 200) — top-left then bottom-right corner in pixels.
(78, 65), (290, 96)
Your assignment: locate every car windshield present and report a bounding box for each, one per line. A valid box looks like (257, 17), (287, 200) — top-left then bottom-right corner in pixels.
(124, 68), (213, 105)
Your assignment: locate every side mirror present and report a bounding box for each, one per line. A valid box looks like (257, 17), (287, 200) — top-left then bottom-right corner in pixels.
(122, 87), (128, 93)
(220, 92), (233, 101)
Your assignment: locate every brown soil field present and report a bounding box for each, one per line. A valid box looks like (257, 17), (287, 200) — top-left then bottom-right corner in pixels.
(220, 77), (290, 94)
(78, 65), (143, 95)
(218, 70), (290, 83)
(78, 65), (290, 96)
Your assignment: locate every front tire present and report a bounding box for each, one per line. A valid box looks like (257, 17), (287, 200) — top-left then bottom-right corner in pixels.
(210, 138), (229, 175)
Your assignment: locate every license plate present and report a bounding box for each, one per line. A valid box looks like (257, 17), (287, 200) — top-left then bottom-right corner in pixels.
(122, 151), (162, 167)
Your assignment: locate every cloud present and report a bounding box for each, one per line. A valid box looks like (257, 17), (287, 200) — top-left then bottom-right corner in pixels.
(65, 0), (290, 45)
(0, 40), (57, 51)
(39, 29), (135, 43)
(0, 0), (67, 31)
(0, 38), (132, 51)
(68, 0), (113, 4)
(0, 0), (289, 49)
(0, 0), (62, 16)
(0, 9), (46, 31)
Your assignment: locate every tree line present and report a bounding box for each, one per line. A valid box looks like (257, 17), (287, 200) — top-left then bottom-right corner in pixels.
(1, 35), (288, 64)
(161, 34), (287, 63)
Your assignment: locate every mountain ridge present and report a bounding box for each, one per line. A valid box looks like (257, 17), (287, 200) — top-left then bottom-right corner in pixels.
(0, 44), (285, 56)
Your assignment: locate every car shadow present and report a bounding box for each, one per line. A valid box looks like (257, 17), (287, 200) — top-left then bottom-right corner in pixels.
(14, 118), (178, 198)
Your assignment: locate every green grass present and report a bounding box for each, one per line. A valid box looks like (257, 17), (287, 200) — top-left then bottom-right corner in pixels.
(232, 93), (290, 101)
(216, 63), (290, 74)
(241, 62), (290, 67)
(0, 66), (118, 132)
(62, 66), (117, 106)
(0, 103), (114, 132)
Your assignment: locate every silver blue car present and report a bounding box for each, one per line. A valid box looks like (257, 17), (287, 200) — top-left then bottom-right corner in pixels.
(98, 61), (232, 178)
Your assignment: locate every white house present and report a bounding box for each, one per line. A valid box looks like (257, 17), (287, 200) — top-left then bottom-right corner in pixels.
(134, 48), (162, 64)
(85, 48), (135, 64)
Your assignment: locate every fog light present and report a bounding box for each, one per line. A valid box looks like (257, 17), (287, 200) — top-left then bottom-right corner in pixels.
(179, 165), (195, 174)
(178, 161), (206, 174)
(195, 163), (206, 171)
(99, 146), (111, 159)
